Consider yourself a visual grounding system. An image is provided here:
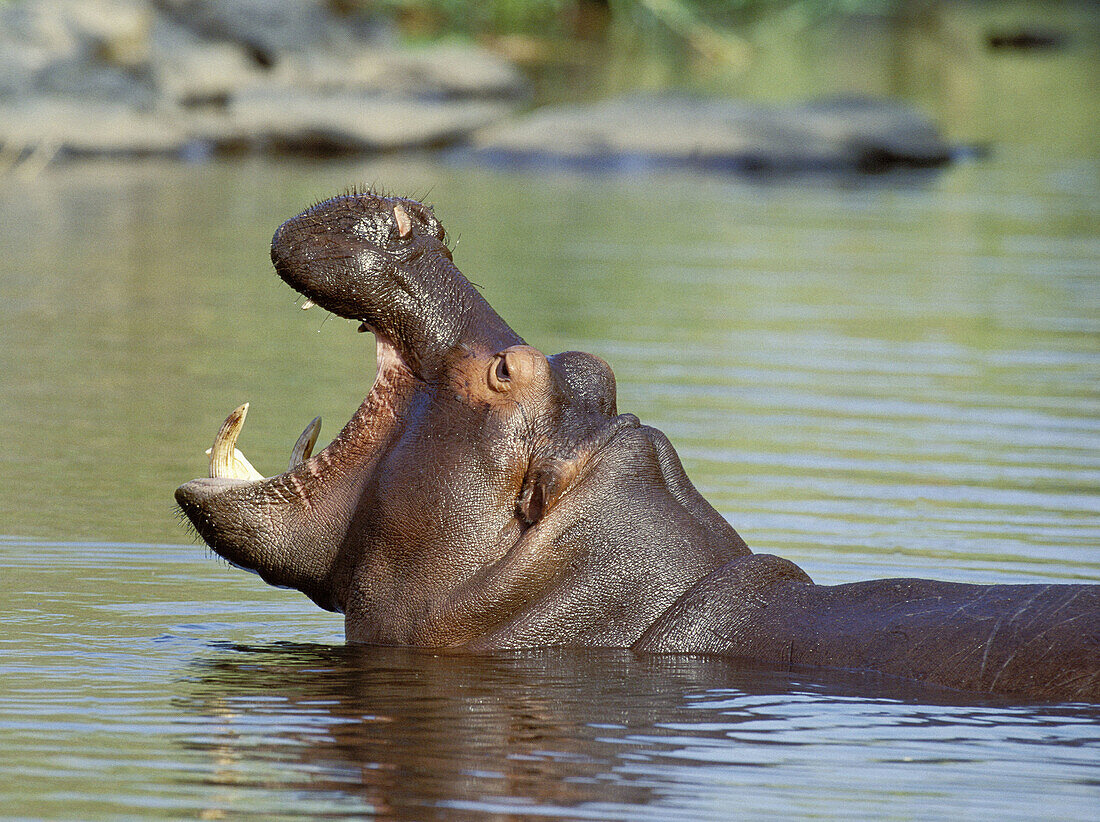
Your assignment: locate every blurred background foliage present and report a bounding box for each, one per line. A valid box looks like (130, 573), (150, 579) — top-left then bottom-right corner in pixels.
(347, 0), (1097, 135)
(367, 0), (900, 75)
(368, 0), (897, 38)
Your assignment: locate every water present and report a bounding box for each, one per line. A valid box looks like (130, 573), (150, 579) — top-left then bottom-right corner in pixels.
(3, 16), (1100, 821)
(2, 148), (1098, 819)
(3, 537), (1099, 821)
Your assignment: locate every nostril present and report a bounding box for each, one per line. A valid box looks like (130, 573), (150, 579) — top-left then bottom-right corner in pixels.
(488, 346), (549, 394)
(489, 351), (514, 392)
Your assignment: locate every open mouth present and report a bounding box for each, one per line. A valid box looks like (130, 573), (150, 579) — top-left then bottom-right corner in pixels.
(196, 325), (409, 489)
(173, 307), (416, 614)
(180, 187), (469, 508)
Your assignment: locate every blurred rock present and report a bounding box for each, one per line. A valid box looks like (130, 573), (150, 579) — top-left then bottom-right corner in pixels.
(0, 99), (186, 157)
(216, 91), (516, 153)
(148, 15), (264, 107)
(987, 27), (1070, 51)
(151, 0), (365, 65)
(0, 0), (526, 164)
(473, 95), (953, 174)
(0, 0), (155, 103)
(0, 0), (954, 174)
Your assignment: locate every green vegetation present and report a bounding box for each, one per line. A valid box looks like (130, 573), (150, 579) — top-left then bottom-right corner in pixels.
(365, 0), (900, 86)
(370, 0), (898, 38)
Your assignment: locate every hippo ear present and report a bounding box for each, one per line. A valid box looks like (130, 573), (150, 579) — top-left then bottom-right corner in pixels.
(516, 458), (584, 525)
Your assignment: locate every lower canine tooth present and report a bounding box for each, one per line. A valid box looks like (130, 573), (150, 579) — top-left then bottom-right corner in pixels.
(209, 403), (264, 480)
(289, 416), (322, 469)
(301, 299), (316, 310)
(205, 446), (263, 480)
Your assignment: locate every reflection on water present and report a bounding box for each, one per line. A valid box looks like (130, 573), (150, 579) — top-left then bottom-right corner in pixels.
(1, 6), (1099, 816)
(178, 643), (1099, 822)
(3, 535), (1098, 821)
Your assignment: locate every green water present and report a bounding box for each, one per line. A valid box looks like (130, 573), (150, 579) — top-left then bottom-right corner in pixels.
(2, 153), (1096, 581)
(2, 5), (1099, 819)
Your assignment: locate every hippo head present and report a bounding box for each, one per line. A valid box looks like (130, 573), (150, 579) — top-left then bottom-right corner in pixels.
(176, 191), (748, 649)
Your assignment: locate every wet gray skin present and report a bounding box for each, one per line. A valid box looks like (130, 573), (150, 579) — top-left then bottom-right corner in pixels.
(176, 191), (1100, 701)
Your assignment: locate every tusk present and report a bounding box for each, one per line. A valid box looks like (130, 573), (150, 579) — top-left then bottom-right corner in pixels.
(301, 298), (315, 310)
(205, 446), (263, 479)
(288, 415), (322, 469)
(208, 403), (264, 480)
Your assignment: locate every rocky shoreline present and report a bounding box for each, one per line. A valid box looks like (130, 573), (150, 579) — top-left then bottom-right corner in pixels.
(0, 0), (527, 163)
(473, 95), (953, 175)
(0, 0), (955, 174)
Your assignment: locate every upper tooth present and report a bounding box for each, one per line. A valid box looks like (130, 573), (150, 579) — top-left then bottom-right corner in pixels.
(208, 403), (264, 481)
(288, 416), (322, 469)
(301, 299), (316, 310)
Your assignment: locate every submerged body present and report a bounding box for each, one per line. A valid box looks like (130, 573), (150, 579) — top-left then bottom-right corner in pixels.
(176, 191), (1100, 701)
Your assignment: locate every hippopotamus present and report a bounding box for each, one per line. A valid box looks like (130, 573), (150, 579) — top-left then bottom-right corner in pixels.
(175, 190), (1100, 702)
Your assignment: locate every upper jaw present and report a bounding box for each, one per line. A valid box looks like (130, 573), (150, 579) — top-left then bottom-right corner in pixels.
(268, 190), (449, 328)
(270, 191), (524, 380)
